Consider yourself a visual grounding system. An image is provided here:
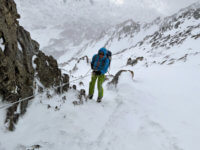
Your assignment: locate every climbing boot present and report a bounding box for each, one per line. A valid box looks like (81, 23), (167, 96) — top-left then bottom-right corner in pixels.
(88, 95), (93, 100)
(97, 97), (102, 103)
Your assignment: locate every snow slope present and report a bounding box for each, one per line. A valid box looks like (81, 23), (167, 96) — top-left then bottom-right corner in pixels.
(0, 55), (200, 150)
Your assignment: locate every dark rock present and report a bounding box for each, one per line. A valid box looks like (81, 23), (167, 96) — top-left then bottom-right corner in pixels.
(178, 54), (188, 62)
(62, 96), (66, 100)
(27, 144), (41, 150)
(126, 57), (144, 66)
(193, 8), (200, 20)
(0, 0), (69, 131)
(192, 33), (200, 39)
(79, 81), (84, 86)
(72, 85), (77, 90)
(0, 0), (35, 130)
(137, 57), (144, 61)
(73, 100), (83, 106)
(108, 70), (134, 87)
(160, 60), (167, 65)
(55, 106), (60, 111)
(47, 104), (51, 109)
(34, 51), (62, 88)
(126, 58), (132, 66)
(73, 101), (78, 105)
(174, 21), (181, 29)
(72, 65), (78, 72)
(46, 91), (52, 99)
(38, 86), (44, 93)
(77, 55), (89, 64)
(168, 59), (175, 65)
(72, 89), (86, 105)
(78, 89), (86, 102)
(62, 74), (69, 92)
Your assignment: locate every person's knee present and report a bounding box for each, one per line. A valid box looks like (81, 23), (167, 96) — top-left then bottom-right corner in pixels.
(98, 84), (103, 90)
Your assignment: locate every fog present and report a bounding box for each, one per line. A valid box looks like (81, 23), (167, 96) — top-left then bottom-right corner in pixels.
(15, 0), (199, 57)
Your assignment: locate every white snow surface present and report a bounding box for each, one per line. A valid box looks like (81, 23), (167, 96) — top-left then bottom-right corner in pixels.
(17, 42), (23, 52)
(0, 58), (200, 150)
(0, 37), (5, 52)
(32, 55), (37, 70)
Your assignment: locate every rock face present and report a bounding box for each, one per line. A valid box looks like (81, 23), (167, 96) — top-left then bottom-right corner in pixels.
(108, 70), (134, 87)
(126, 57), (144, 66)
(0, 0), (69, 131)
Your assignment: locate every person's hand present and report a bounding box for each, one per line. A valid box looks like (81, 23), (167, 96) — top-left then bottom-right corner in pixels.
(95, 71), (101, 75)
(93, 70), (101, 75)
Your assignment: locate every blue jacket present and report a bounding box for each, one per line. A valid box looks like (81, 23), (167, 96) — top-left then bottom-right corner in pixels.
(91, 48), (109, 75)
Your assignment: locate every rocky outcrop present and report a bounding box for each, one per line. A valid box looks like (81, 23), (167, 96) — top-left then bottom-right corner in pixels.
(108, 70), (134, 87)
(138, 3), (200, 50)
(34, 51), (62, 88)
(0, 0), (69, 131)
(127, 57), (144, 66)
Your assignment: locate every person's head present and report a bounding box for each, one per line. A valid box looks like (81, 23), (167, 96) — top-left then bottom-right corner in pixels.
(99, 51), (104, 58)
(98, 47), (107, 58)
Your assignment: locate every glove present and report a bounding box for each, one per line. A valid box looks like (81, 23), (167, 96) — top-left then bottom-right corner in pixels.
(94, 71), (101, 75)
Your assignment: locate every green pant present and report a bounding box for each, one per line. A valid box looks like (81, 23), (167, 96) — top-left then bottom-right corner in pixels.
(89, 74), (105, 98)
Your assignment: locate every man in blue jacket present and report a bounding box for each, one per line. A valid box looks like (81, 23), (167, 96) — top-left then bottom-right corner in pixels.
(88, 47), (110, 102)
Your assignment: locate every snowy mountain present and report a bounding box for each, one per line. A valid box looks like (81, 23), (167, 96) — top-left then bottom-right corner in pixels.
(14, 0), (165, 58)
(1, 1), (200, 150)
(59, 2), (200, 68)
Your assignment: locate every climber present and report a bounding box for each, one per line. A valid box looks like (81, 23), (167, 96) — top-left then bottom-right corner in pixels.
(88, 47), (110, 103)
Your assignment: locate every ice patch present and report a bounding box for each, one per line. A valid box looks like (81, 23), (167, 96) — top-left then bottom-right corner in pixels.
(0, 37), (5, 52)
(46, 60), (49, 66)
(35, 78), (44, 89)
(11, 86), (18, 94)
(32, 55), (37, 69)
(15, 102), (21, 114)
(17, 41), (23, 52)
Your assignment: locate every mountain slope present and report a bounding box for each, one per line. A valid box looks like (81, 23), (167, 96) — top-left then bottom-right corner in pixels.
(59, 2), (200, 71)
(14, 0), (165, 58)
(1, 55), (200, 150)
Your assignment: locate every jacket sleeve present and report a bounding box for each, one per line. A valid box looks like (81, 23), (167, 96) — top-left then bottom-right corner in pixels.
(91, 55), (96, 69)
(101, 58), (109, 74)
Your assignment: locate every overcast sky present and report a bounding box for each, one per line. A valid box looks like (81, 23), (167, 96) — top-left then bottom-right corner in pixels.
(14, 0), (200, 53)
(153, 0), (199, 14)
(108, 0), (200, 22)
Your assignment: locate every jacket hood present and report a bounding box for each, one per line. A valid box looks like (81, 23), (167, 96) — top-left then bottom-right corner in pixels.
(98, 47), (107, 56)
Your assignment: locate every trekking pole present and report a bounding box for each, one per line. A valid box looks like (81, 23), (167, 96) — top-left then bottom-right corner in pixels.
(84, 69), (92, 77)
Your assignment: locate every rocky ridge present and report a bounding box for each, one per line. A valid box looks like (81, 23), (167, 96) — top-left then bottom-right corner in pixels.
(0, 0), (69, 131)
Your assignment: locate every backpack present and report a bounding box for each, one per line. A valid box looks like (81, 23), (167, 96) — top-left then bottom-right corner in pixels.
(101, 50), (112, 68)
(106, 50), (112, 67)
(93, 49), (112, 69)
